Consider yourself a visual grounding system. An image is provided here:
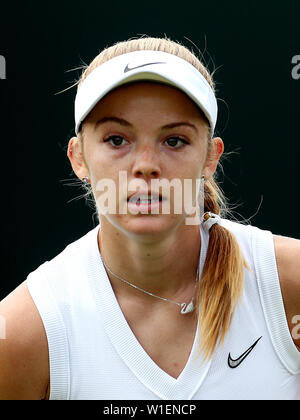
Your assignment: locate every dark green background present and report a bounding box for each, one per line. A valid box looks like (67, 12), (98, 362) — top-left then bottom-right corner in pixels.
(1, 0), (299, 299)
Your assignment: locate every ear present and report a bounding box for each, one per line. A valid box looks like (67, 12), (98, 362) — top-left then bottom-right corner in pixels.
(67, 136), (89, 180)
(202, 137), (224, 179)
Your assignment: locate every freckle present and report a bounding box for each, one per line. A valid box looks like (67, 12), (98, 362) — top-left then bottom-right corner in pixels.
(146, 253), (151, 256)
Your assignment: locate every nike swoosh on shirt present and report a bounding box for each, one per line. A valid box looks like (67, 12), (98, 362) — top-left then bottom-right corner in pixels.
(124, 62), (166, 73)
(228, 336), (262, 368)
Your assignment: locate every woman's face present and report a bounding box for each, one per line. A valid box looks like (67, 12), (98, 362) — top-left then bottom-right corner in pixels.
(69, 82), (223, 237)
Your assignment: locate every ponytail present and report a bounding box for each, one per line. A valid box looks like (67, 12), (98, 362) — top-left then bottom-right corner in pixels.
(195, 178), (250, 361)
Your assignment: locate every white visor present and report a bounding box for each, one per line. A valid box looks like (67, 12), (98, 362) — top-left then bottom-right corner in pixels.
(74, 50), (218, 135)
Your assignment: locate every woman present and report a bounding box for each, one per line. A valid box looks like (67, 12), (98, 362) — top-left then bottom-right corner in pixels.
(0, 37), (299, 400)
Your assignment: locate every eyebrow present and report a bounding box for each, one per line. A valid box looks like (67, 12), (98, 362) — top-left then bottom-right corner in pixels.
(95, 116), (131, 128)
(95, 116), (198, 133)
(162, 121), (198, 132)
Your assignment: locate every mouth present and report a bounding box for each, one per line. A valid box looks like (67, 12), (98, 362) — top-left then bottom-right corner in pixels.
(127, 193), (164, 205)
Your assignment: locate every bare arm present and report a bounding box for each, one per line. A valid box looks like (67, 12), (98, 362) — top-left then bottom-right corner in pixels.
(274, 235), (300, 350)
(0, 281), (49, 399)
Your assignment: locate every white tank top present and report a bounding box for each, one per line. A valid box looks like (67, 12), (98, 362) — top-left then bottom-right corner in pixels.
(26, 219), (300, 400)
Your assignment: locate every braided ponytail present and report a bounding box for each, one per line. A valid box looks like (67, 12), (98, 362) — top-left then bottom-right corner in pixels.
(195, 178), (250, 361)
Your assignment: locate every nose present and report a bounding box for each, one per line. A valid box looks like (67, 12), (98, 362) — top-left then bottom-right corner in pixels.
(131, 145), (161, 179)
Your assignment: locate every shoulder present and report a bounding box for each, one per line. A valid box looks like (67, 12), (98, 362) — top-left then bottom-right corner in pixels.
(0, 281), (49, 399)
(45, 226), (100, 271)
(219, 218), (259, 266)
(219, 218), (257, 243)
(273, 234), (300, 349)
(273, 233), (300, 264)
(273, 234), (300, 298)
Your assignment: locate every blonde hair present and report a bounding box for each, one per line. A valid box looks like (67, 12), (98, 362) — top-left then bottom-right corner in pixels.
(75, 36), (249, 361)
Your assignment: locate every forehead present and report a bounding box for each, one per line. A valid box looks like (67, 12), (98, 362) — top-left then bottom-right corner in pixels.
(86, 81), (209, 127)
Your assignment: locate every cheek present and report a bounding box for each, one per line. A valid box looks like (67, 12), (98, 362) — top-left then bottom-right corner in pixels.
(89, 160), (124, 205)
(85, 147), (113, 176)
(182, 155), (205, 178)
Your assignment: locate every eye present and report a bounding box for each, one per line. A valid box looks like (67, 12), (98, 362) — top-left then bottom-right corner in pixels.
(103, 135), (128, 147)
(165, 136), (189, 148)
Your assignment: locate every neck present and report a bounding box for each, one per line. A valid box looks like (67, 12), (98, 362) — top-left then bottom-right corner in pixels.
(97, 218), (201, 298)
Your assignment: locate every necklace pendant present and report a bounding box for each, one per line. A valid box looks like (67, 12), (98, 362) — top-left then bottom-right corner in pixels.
(180, 300), (195, 315)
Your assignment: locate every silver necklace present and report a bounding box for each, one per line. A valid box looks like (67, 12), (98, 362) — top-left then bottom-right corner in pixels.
(102, 259), (199, 315)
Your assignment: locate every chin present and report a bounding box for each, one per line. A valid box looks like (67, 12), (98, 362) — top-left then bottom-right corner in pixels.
(104, 213), (183, 239)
